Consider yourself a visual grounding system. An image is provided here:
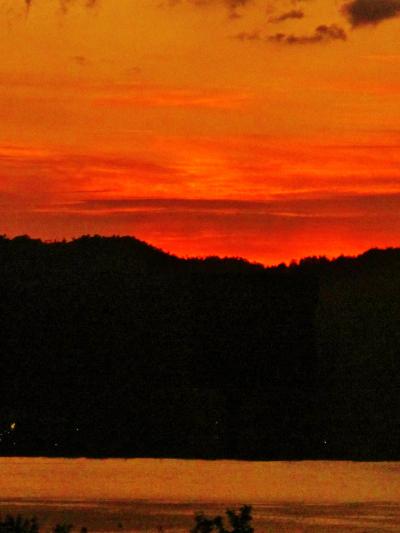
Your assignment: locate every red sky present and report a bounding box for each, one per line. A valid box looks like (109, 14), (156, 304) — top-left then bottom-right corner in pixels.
(1, 0), (400, 264)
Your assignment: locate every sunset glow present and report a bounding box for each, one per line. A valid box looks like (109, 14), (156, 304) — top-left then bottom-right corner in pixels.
(2, 0), (400, 264)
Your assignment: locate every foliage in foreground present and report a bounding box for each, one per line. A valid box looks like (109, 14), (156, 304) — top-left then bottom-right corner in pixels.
(191, 505), (254, 533)
(0, 516), (39, 533)
(0, 507), (254, 533)
(0, 517), (86, 533)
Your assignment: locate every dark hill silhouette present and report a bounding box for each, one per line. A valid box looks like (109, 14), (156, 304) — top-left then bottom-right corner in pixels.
(1, 235), (399, 459)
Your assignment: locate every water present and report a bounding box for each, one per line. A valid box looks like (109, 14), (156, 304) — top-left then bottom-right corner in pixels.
(1, 459), (400, 531)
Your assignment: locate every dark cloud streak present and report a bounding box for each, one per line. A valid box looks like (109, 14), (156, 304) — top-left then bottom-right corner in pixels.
(268, 9), (304, 23)
(342, 0), (400, 26)
(267, 24), (347, 44)
(165, 0), (251, 18)
(23, 0), (99, 13)
(233, 30), (261, 40)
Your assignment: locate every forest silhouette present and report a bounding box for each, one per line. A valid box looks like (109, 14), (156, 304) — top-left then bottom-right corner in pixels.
(1, 234), (399, 460)
(0, 506), (253, 533)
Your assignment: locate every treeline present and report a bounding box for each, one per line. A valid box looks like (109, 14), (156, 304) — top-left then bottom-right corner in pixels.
(0, 506), (253, 533)
(0, 235), (399, 459)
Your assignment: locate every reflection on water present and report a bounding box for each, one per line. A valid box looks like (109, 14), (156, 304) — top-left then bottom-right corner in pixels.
(1, 459), (400, 532)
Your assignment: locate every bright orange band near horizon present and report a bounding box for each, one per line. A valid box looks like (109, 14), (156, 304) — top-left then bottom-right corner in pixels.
(1, 0), (400, 265)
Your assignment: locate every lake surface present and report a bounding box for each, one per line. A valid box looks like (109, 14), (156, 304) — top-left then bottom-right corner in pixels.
(1, 458), (400, 531)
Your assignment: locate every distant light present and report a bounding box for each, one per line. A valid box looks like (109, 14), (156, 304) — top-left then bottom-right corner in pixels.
(10, 422), (16, 431)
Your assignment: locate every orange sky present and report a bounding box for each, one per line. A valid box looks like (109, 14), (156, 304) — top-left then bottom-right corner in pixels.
(1, 0), (400, 264)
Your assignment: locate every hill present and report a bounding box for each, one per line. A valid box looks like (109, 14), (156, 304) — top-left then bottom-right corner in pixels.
(1, 235), (399, 459)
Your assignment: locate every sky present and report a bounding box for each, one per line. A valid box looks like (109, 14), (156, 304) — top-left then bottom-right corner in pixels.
(1, 0), (400, 265)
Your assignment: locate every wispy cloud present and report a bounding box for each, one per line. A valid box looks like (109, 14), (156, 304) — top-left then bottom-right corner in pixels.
(233, 30), (261, 41)
(94, 86), (253, 110)
(25, 0), (99, 10)
(0, 143), (185, 210)
(71, 55), (90, 66)
(163, 0), (251, 18)
(60, 193), (400, 218)
(267, 24), (347, 44)
(268, 9), (304, 23)
(22, 192), (400, 265)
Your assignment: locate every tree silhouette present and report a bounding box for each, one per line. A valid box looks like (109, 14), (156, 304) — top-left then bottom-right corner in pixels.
(191, 505), (254, 533)
(0, 517), (87, 533)
(0, 516), (39, 533)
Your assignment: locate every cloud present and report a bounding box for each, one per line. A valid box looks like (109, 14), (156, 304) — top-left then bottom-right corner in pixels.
(268, 9), (304, 23)
(24, 0), (99, 12)
(232, 30), (261, 40)
(61, 193), (400, 218)
(24, 193), (400, 265)
(165, 0), (251, 18)
(267, 24), (347, 44)
(0, 143), (185, 210)
(72, 55), (89, 66)
(342, 0), (400, 26)
(223, 0), (251, 17)
(93, 86), (252, 110)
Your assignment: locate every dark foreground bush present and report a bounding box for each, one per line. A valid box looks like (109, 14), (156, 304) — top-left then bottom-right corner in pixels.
(0, 517), (86, 533)
(0, 516), (39, 533)
(191, 505), (254, 533)
(1, 506), (254, 533)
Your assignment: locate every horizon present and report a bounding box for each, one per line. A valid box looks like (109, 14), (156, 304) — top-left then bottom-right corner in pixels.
(2, 231), (399, 268)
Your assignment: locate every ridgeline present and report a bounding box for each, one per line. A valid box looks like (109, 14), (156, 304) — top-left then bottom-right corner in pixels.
(1, 235), (399, 460)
